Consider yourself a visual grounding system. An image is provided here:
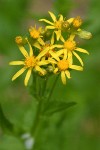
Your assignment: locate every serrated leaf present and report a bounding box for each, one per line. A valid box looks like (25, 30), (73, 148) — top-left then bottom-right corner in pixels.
(43, 101), (76, 116)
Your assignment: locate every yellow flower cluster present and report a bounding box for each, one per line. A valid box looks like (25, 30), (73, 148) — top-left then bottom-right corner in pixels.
(10, 11), (92, 86)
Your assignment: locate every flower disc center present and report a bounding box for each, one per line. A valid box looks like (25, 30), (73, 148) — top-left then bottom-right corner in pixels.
(64, 40), (76, 51)
(55, 21), (62, 29)
(25, 56), (36, 68)
(57, 60), (69, 71)
(29, 28), (40, 39)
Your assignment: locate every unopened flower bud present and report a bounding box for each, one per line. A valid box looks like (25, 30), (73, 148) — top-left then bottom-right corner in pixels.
(47, 66), (54, 73)
(77, 30), (92, 39)
(15, 36), (27, 45)
(62, 21), (70, 31)
(73, 16), (82, 28)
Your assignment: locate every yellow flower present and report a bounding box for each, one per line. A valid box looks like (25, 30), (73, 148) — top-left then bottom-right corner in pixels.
(29, 26), (45, 47)
(72, 16), (82, 28)
(39, 11), (64, 41)
(9, 40), (49, 86)
(35, 38), (63, 60)
(56, 35), (89, 66)
(29, 26), (42, 39)
(48, 50), (83, 84)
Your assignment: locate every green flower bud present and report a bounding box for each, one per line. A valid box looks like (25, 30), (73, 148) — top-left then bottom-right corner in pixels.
(77, 30), (92, 39)
(47, 66), (54, 73)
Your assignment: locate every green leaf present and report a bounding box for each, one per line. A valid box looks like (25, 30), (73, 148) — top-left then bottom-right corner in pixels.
(0, 134), (25, 150)
(0, 104), (13, 133)
(43, 101), (76, 116)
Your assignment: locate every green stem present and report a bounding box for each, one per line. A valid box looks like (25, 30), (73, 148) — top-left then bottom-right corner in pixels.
(30, 74), (59, 149)
(47, 74), (59, 102)
(42, 76), (48, 97)
(31, 100), (42, 137)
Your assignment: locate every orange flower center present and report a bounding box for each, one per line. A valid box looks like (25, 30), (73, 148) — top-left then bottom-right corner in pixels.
(64, 40), (76, 51)
(29, 28), (40, 39)
(54, 21), (62, 29)
(25, 56), (36, 68)
(15, 36), (23, 44)
(57, 60), (69, 71)
(73, 16), (82, 28)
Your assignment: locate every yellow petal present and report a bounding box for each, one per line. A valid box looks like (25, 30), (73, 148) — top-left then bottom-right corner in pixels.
(39, 19), (54, 25)
(48, 11), (57, 22)
(38, 38), (45, 46)
(12, 67), (26, 81)
(36, 47), (49, 59)
(56, 49), (64, 57)
(9, 61), (24, 65)
(54, 68), (58, 73)
(18, 45), (29, 58)
(27, 41), (33, 56)
(65, 70), (71, 79)
(48, 58), (57, 64)
(52, 44), (63, 48)
(33, 42), (41, 49)
(49, 51), (60, 61)
(67, 18), (74, 24)
(75, 48), (89, 55)
(73, 51), (84, 66)
(61, 71), (66, 84)
(69, 34), (75, 40)
(46, 26), (55, 29)
(60, 35), (65, 42)
(35, 66), (45, 75)
(63, 49), (67, 60)
(59, 14), (63, 21)
(55, 30), (61, 41)
(68, 51), (73, 65)
(37, 60), (49, 66)
(51, 32), (55, 45)
(24, 69), (32, 86)
(69, 65), (83, 71)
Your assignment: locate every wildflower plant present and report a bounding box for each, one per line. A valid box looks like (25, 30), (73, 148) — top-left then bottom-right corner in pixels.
(8, 11), (92, 149)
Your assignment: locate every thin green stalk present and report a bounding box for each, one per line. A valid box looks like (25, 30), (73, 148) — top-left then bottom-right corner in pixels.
(42, 76), (49, 97)
(30, 74), (59, 149)
(31, 100), (42, 136)
(47, 74), (59, 102)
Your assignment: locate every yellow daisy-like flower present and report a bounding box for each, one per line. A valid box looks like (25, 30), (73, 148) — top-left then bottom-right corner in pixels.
(35, 37), (63, 60)
(57, 35), (89, 66)
(39, 11), (64, 41)
(48, 50), (83, 84)
(66, 16), (82, 28)
(29, 26), (45, 47)
(9, 40), (49, 86)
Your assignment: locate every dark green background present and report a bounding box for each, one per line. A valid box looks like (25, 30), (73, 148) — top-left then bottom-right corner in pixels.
(0, 0), (100, 149)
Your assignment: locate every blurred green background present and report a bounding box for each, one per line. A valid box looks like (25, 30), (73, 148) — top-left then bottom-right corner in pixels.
(0, 0), (100, 150)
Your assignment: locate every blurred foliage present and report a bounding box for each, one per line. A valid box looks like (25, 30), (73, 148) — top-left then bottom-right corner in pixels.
(0, 0), (100, 150)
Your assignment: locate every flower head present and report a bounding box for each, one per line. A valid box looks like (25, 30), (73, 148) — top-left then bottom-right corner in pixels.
(39, 11), (64, 41)
(29, 26), (42, 39)
(48, 51), (83, 84)
(9, 40), (48, 86)
(9, 12), (92, 86)
(72, 16), (82, 28)
(57, 35), (89, 66)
